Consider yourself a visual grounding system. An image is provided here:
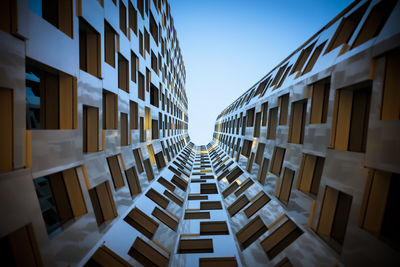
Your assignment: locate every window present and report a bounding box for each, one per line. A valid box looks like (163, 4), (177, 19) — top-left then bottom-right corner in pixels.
(139, 31), (144, 57)
(124, 166), (141, 196)
(150, 83), (159, 107)
(124, 207), (159, 238)
(150, 12), (158, 44)
(144, 30), (150, 54)
(119, 0), (127, 35)
(278, 94), (289, 125)
(137, 0), (144, 19)
(270, 147), (285, 176)
(297, 154), (325, 196)
(120, 112), (128, 146)
(129, 237), (168, 266)
(288, 99), (307, 144)
(26, 61), (77, 130)
(244, 193), (270, 218)
(309, 78), (330, 124)
(260, 218), (303, 259)
(236, 216), (268, 249)
(138, 71), (145, 100)
(106, 155), (125, 189)
(151, 119), (159, 139)
(34, 167), (87, 235)
(128, 2), (137, 35)
(261, 102), (268, 126)
(227, 195), (249, 217)
(0, 88), (13, 171)
(102, 90), (118, 129)
(267, 107), (278, 140)
(255, 143), (265, 165)
(178, 239), (213, 254)
(241, 139), (253, 158)
(317, 186), (352, 247)
(158, 177), (175, 191)
(222, 181), (239, 198)
(164, 190), (184, 207)
(234, 178), (254, 197)
(290, 42), (315, 75)
(83, 105), (99, 153)
(104, 21), (116, 67)
(140, 117), (145, 142)
(380, 48), (400, 120)
(359, 170), (399, 248)
(89, 181), (117, 225)
(29, 0), (73, 38)
(155, 151), (166, 169)
(352, 0), (397, 49)
(79, 18), (101, 77)
(325, 3), (368, 54)
(330, 82), (371, 152)
(0, 0), (17, 35)
(131, 51), (138, 82)
(278, 168), (295, 204)
(152, 206), (178, 231)
(85, 245), (130, 266)
(171, 175), (188, 191)
(146, 68), (151, 91)
(199, 258), (238, 267)
(200, 221), (229, 235)
(302, 42), (326, 75)
(146, 188), (169, 209)
(226, 166), (244, 183)
(0, 224), (43, 266)
(151, 51), (158, 73)
(118, 53), (129, 92)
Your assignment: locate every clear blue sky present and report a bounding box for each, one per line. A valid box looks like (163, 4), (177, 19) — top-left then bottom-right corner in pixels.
(170, 0), (353, 145)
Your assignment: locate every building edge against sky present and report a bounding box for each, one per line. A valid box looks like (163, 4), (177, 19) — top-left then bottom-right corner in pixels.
(0, 0), (399, 266)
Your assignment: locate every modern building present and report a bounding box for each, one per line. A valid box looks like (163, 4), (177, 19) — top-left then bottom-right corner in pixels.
(0, 0), (399, 266)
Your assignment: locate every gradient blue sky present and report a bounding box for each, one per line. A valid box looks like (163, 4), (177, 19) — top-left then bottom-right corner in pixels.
(170, 0), (353, 145)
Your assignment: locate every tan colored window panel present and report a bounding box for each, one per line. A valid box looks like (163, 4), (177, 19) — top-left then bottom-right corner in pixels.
(155, 151), (166, 169)
(133, 148), (144, 173)
(244, 193), (270, 218)
(163, 190), (184, 207)
(107, 155), (125, 189)
(260, 219), (303, 259)
(124, 207), (159, 238)
(143, 158), (155, 181)
(200, 201), (222, 210)
(241, 140), (252, 158)
(129, 237), (169, 267)
(226, 166), (244, 183)
(118, 53), (129, 92)
(257, 158), (269, 185)
(138, 72), (145, 100)
(120, 113), (128, 146)
(119, 0), (127, 35)
(234, 178), (254, 197)
(246, 152), (255, 173)
(128, 2), (137, 35)
(125, 166), (142, 196)
(103, 90), (118, 129)
(0, 87), (13, 171)
(381, 48), (400, 120)
(104, 21), (116, 67)
(158, 177), (176, 191)
(199, 257), (238, 267)
(297, 154), (324, 196)
(200, 221), (229, 235)
(171, 175), (188, 191)
(236, 216), (268, 249)
(278, 94), (289, 125)
(309, 78), (330, 124)
(62, 168), (87, 217)
(88, 245), (132, 267)
(278, 168), (295, 204)
(188, 195), (208, 200)
(83, 105), (99, 153)
(178, 239), (213, 254)
(288, 100), (307, 144)
(184, 212), (210, 220)
(89, 181), (118, 225)
(79, 18), (101, 77)
(200, 183), (218, 194)
(2, 223), (43, 267)
(227, 195), (249, 217)
(146, 188), (170, 209)
(152, 206), (178, 231)
(302, 41), (326, 75)
(267, 107), (278, 140)
(222, 181), (239, 198)
(317, 186), (352, 245)
(255, 143), (266, 165)
(274, 257), (293, 267)
(270, 147), (285, 176)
